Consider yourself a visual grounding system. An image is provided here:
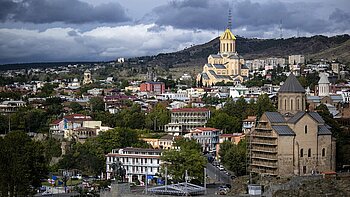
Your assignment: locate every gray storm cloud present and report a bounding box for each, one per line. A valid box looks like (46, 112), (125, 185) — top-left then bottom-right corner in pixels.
(152, 0), (349, 34)
(0, 0), (130, 24)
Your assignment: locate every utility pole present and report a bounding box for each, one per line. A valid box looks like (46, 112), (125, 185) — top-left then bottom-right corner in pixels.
(145, 167), (148, 195)
(8, 115), (10, 134)
(165, 166), (168, 191)
(204, 168), (207, 195)
(185, 170), (188, 196)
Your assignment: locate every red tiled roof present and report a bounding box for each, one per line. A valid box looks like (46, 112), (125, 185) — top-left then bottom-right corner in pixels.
(194, 127), (219, 131)
(172, 108), (209, 112)
(51, 119), (62, 125)
(243, 116), (256, 122)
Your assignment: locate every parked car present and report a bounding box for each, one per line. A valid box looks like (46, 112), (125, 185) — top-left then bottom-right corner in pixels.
(218, 165), (225, 171)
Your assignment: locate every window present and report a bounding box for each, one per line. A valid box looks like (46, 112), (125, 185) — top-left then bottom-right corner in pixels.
(291, 99), (293, 110)
(308, 148), (311, 157)
(322, 148), (326, 157)
(297, 99), (300, 110)
(303, 166), (307, 174)
(284, 99), (287, 109)
(304, 125), (308, 134)
(300, 149), (303, 157)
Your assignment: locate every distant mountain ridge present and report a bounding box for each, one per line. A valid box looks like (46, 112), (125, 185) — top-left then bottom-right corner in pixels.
(143, 34), (350, 68)
(1, 34), (349, 71)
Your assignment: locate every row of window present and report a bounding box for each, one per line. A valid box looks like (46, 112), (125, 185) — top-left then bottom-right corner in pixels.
(300, 148), (326, 157)
(108, 157), (160, 164)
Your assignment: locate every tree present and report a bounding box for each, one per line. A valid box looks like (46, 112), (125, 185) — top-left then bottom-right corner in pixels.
(0, 131), (48, 196)
(256, 94), (276, 119)
(69, 102), (83, 113)
(89, 97), (105, 112)
(145, 103), (170, 131)
(160, 139), (206, 182)
(206, 111), (241, 133)
(220, 139), (247, 176)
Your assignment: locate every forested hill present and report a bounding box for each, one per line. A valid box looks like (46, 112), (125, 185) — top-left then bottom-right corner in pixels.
(140, 34), (350, 68)
(1, 34), (349, 70)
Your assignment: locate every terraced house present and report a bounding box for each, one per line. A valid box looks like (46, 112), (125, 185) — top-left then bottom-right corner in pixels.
(249, 73), (336, 176)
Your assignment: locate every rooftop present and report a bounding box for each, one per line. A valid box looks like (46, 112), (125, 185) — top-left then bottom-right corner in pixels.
(278, 73), (305, 93)
(172, 108), (209, 112)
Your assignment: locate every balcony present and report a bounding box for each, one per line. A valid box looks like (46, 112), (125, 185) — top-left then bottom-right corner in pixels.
(251, 160), (277, 168)
(251, 139), (277, 145)
(251, 131), (276, 138)
(251, 153), (277, 161)
(251, 146), (277, 153)
(251, 168), (277, 176)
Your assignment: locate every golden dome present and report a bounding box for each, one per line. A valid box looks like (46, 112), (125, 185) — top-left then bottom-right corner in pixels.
(220, 28), (236, 40)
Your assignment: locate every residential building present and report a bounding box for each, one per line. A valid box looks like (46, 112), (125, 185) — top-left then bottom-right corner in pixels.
(0, 100), (26, 114)
(164, 108), (211, 135)
(186, 127), (221, 153)
(216, 133), (245, 158)
(106, 148), (162, 183)
(140, 82), (165, 94)
(288, 55), (305, 65)
(249, 73), (336, 176)
(197, 27), (248, 86)
(242, 116), (256, 134)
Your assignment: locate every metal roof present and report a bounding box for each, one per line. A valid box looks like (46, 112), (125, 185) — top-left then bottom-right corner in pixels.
(209, 54), (221, 58)
(308, 112), (325, 123)
(318, 73), (330, 84)
(147, 182), (206, 195)
(202, 73), (209, 80)
(213, 64), (226, 69)
(278, 73), (305, 93)
(265, 112), (286, 123)
(318, 125), (332, 135)
(272, 125), (295, 136)
(287, 111), (306, 123)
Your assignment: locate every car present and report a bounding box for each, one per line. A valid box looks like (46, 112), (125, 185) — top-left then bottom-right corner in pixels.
(41, 191), (53, 196)
(219, 185), (230, 192)
(218, 165), (225, 171)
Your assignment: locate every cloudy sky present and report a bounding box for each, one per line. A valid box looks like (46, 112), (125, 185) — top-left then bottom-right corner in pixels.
(0, 0), (349, 64)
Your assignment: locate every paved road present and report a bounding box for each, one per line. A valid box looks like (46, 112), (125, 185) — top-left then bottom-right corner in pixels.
(206, 163), (231, 185)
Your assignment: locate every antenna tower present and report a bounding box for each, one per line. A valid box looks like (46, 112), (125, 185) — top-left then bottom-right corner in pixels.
(227, 9), (232, 30)
(279, 19), (283, 39)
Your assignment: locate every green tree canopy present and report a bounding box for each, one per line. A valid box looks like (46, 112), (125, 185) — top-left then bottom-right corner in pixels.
(89, 97), (105, 112)
(256, 94), (276, 118)
(145, 103), (170, 131)
(160, 138), (206, 182)
(219, 139), (247, 176)
(206, 111), (241, 133)
(0, 131), (48, 196)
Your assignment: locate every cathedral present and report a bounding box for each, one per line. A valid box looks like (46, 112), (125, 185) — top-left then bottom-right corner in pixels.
(249, 73), (336, 176)
(197, 28), (249, 86)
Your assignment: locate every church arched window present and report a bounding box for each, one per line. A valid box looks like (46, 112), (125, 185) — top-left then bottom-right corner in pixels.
(322, 148), (326, 157)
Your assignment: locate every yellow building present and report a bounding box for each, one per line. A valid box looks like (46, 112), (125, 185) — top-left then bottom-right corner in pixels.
(197, 28), (249, 86)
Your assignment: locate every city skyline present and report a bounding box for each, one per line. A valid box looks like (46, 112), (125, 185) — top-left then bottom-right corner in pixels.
(0, 0), (349, 64)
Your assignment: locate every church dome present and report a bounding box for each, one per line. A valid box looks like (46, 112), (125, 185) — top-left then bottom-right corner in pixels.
(220, 28), (236, 40)
(278, 73), (305, 93)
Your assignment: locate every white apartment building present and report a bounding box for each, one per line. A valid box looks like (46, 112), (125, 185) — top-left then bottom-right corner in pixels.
(106, 148), (162, 183)
(288, 55), (305, 65)
(164, 108), (211, 135)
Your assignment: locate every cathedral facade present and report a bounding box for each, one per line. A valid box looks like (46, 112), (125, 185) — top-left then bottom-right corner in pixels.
(197, 28), (249, 87)
(249, 73), (336, 176)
